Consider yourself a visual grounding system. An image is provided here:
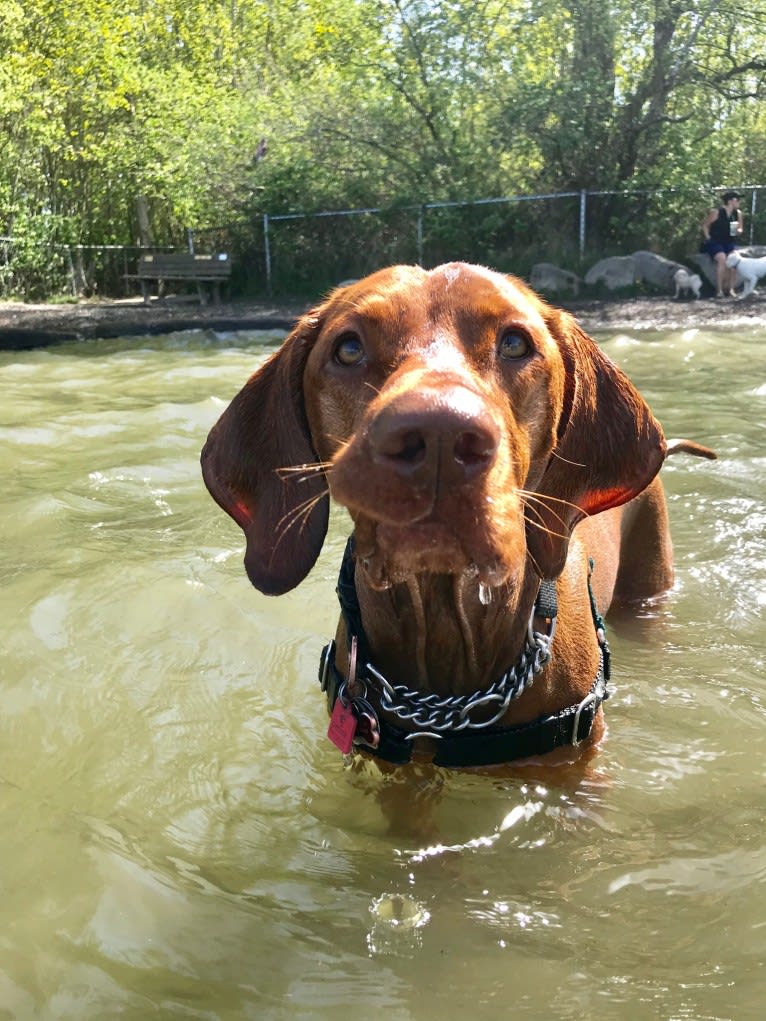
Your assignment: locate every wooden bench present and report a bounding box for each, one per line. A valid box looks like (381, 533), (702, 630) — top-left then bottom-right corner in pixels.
(128, 253), (231, 304)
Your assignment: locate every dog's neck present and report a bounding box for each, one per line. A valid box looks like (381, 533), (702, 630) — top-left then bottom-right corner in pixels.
(331, 542), (606, 735)
(347, 561), (542, 697)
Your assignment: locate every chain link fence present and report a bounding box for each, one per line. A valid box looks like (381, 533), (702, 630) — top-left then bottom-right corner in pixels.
(3, 186), (764, 300)
(186, 184), (766, 297)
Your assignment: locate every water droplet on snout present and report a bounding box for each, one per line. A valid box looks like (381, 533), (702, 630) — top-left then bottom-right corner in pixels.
(479, 582), (492, 606)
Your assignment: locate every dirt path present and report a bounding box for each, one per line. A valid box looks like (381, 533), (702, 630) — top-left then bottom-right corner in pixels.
(2, 291), (766, 349)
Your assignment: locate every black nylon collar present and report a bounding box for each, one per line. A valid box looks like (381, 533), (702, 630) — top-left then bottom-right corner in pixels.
(319, 649), (609, 766)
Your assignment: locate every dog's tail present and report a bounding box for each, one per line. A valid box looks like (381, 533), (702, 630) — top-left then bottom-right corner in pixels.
(665, 438), (718, 460)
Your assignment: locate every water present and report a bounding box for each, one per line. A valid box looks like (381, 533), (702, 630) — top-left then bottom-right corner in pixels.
(1, 324), (764, 1020)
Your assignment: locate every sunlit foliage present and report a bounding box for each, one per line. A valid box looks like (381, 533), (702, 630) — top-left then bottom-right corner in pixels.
(1, 0), (764, 292)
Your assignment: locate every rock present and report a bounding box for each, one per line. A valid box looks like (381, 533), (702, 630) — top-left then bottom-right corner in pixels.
(688, 253), (718, 288)
(632, 250), (688, 292)
(529, 263), (581, 295)
(584, 255), (636, 290)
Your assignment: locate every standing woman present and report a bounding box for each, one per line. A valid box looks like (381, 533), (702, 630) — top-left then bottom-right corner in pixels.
(701, 190), (744, 297)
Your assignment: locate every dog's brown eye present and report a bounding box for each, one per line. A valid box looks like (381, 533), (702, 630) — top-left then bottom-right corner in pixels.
(334, 333), (365, 366)
(499, 330), (530, 360)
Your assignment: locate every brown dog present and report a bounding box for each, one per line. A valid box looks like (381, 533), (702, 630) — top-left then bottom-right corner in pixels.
(202, 263), (714, 769)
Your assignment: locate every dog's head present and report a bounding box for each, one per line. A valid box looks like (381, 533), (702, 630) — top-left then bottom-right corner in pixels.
(202, 263), (666, 594)
(726, 251), (741, 268)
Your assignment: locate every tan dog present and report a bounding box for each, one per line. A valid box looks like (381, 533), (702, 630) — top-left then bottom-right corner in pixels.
(202, 264), (715, 769)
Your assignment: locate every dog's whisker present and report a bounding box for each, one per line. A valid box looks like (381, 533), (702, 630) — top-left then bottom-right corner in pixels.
(520, 498), (566, 539)
(549, 449), (587, 468)
(523, 515), (569, 542)
(277, 461), (332, 475)
(518, 488), (581, 511)
(273, 489), (330, 549)
(276, 462), (332, 484)
(521, 497), (569, 540)
(521, 502), (568, 535)
(520, 498), (547, 527)
(525, 546), (543, 578)
(325, 436), (354, 459)
(519, 490), (574, 531)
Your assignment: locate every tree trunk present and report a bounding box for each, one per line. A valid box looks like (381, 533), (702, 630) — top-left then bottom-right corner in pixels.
(135, 195), (154, 247)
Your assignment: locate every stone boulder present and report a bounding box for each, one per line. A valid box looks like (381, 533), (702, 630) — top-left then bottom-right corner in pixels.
(632, 250), (688, 292)
(688, 253), (718, 288)
(584, 255), (636, 291)
(529, 262), (581, 295)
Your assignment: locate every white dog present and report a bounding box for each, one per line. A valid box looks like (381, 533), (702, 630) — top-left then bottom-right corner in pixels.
(726, 250), (766, 298)
(673, 268), (702, 299)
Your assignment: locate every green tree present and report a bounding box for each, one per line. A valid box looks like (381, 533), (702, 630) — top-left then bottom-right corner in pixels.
(503, 0), (766, 191)
(3, 0), (766, 297)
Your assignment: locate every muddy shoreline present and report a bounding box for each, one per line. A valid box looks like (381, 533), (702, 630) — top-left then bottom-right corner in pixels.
(3, 291), (766, 349)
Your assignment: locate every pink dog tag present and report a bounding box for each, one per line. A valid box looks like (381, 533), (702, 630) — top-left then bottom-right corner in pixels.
(328, 699), (357, 754)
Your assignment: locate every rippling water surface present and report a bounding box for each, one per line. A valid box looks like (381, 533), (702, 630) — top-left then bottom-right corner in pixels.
(1, 324), (764, 1020)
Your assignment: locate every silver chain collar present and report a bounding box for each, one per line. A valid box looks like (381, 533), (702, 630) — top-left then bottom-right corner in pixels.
(362, 607), (556, 741)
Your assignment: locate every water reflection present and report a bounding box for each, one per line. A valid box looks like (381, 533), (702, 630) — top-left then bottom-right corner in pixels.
(0, 326), (764, 1019)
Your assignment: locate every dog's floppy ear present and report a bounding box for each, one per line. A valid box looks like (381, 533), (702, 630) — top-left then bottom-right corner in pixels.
(201, 310), (329, 596)
(526, 310), (666, 579)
